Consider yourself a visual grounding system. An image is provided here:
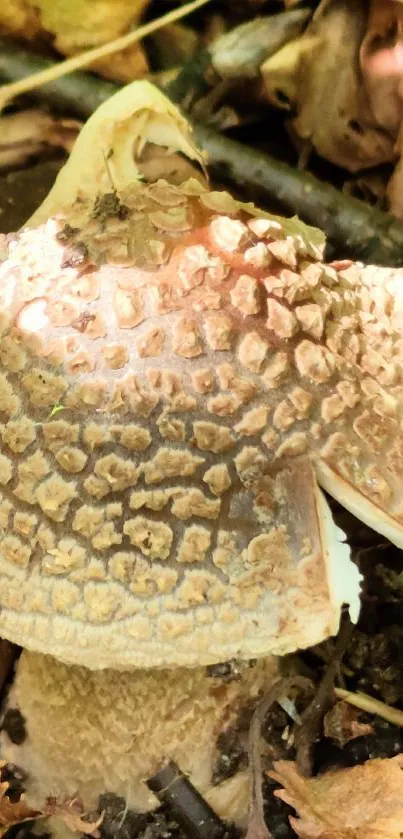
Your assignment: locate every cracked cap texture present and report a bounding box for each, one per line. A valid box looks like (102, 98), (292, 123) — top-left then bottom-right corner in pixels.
(0, 176), (388, 668)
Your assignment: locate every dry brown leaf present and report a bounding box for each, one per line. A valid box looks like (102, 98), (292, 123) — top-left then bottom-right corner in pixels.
(262, 0), (396, 172)
(44, 796), (103, 837)
(0, 773), (40, 837)
(269, 755), (403, 839)
(323, 701), (373, 747)
(0, 0), (212, 113)
(360, 0), (403, 135)
(291, 0), (396, 170)
(0, 791), (39, 835)
(0, 763), (102, 838)
(383, 131), (403, 216)
(359, 0), (403, 218)
(261, 35), (318, 112)
(0, 109), (81, 170)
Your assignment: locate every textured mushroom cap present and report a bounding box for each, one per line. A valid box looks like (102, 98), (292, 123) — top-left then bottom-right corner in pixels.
(0, 81), (363, 667)
(0, 174), (364, 667)
(0, 651), (277, 819)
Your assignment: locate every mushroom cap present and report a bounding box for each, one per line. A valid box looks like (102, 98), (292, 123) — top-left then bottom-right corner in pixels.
(0, 82), (366, 669)
(1, 650), (277, 820)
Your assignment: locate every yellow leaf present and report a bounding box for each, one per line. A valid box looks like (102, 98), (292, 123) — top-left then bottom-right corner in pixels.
(28, 80), (205, 227)
(0, 0), (150, 82)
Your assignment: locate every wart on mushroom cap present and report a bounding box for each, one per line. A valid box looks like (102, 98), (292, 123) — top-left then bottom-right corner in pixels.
(0, 78), (386, 672)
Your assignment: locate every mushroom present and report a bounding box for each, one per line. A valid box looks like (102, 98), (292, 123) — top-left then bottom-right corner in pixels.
(0, 78), (396, 823)
(2, 652), (276, 821)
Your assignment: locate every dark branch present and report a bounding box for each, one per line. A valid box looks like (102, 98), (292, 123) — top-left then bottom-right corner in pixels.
(147, 761), (227, 839)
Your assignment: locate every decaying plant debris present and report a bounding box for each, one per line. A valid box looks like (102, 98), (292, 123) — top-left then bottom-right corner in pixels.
(270, 755), (403, 839)
(4, 2), (403, 262)
(0, 765), (102, 839)
(0, 3), (403, 839)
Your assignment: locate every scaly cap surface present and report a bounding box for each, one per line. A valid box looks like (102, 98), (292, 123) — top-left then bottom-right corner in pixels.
(0, 82), (364, 668)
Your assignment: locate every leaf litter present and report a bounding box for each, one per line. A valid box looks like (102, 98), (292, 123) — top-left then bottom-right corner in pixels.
(0, 766), (102, 838)
(270, 755), (403, 839)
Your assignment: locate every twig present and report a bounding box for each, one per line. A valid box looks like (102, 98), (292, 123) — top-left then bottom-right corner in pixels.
(0, 0), (212, 112)
(147, 761), (226, 839)
(334, 688), (403, 728)
(2, 44), (403, 263)
(0, 42), (119, 118)
(246, 676), (311, 839)
(294, 617), (353, 776)
(246, 679), (289, 839)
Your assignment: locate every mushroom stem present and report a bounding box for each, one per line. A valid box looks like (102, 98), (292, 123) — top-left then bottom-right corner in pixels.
(0, 652), (278, 825)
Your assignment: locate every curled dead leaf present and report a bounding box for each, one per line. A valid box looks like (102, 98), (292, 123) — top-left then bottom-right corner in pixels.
(269, 755), (403, 839)
(211, 9), (310, 81)
(44, 796), (103, 837)
(262, 0), (396, 172)
(0, 762), (102, 838)
(359, 1), (403, 219)
(323, 700), (373, 747)
(0, 109), (81, 170)
(360, 0), (403, 135)
(0, 777), (40, 837)
(28, 80), (205, 227)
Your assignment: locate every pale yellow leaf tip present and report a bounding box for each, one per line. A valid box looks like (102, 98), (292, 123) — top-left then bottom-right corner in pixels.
(28, 80), (205, 227)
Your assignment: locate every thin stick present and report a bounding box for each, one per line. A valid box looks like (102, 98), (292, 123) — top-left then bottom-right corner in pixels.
(295, 617), (353, 776)
(246, 676), (312, 839)
(147, 761), (225, 839)
(335, 687), (403, 728)
(0, 0), (212, 112)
